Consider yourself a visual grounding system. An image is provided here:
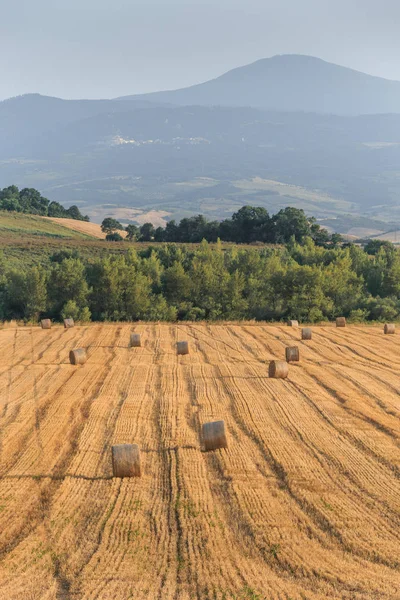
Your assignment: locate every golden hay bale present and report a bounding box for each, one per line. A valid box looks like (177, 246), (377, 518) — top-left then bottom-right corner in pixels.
(112, 443), (141, 478)
(202, 420), (228, 452)
(41, 319), (51, 329)
(269, 360), (289, 379)
(177, 341), (189, 355)
(69, 348), (87, 365)
(285, 346), (300, 362)
(384, 323), (395, 334)
(336, 317), (346, 328)
(64, 318), (74, 329)
(287, 320), (299, 327)
(129, 333), (141, 347)
(301, 327), (312, 340)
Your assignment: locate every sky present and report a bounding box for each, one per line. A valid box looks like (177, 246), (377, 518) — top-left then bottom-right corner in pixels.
(1, 0), (400, 100)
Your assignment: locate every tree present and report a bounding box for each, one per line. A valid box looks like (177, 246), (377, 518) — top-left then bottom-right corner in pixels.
(6, 267), (47, 320)
(139, 222), (155, 242)
(126, 224), (140, 241)
(106, 232), (124, 241)
(364, 239), (394, 255)
(101, 217), (124, 235)
(162, 261), (192, 304)
(66, 205), (89, 221)
(231, 206), (270, 243)
(61, 300), (91, 322)
(19, 188), (49, 215)
(48, 258), (90, 317)
(273, 207), (311, 243)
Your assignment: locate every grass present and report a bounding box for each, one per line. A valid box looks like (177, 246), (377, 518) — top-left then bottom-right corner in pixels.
(0, 211), (280, 270)
(0, 212), (94, 240)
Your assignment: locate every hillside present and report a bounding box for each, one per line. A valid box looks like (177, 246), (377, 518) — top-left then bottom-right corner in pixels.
(0, 211), (96, 240)
(0, 322), (399, 599)
(121, 54), (400, 115)
(3, 57), (400, 226)
(3, 105), (400, 227)
(43, 217), (107, 239)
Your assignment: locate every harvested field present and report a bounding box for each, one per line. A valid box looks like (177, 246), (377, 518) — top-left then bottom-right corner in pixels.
(43, 217), (114, 239)
(0, 322), (399, 599)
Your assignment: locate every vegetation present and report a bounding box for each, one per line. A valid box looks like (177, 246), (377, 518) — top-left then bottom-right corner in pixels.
(2, 231), (400, 323)
(0, 186), (89, 221)
(103, 206), (341, 245)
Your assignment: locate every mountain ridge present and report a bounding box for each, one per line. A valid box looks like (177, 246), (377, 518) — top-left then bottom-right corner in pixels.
(116, 54), (400, 115)
(4, 55), (400, 116)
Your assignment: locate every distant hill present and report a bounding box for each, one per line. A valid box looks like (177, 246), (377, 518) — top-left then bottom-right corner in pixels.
(3, 55), (400, 228)
(119, 55), (400, 115)
(3, 101), (400, 226)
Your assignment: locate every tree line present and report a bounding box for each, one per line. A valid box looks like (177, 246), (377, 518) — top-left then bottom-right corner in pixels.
(102, 206), (343, 246)
(0, 186), (89, 221)
(1, 237), (400, 324)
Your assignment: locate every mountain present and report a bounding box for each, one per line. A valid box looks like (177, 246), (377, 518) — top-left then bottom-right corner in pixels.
(119, 55), (400, 115)
(3, 56), (400, 230)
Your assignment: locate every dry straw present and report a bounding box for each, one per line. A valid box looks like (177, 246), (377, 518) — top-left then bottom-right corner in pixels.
(287, 320), (299, 327)
(69, 348), (87, 365)
(177, 341), (189, 355)
(269, 360), (289, 379)
(302, 327), (312, 340)
(64, 318), (74, 329)
(41, 319), (51, 329)
(286, 346), (300, 362)
(202, 420), (228, 451)
(384, 323), (395, 334)
(112, 443), (141, 478)
(130, 333), (141, 347)
(336, 317), (346, 327)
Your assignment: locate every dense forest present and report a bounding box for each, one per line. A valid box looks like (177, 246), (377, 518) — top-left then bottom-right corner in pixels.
(1, 237), (399, 323)
(0, 186), (89, 221)
(106, 206), (343, 245)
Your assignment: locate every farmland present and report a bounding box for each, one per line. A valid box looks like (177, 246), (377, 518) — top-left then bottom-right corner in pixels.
(0, 322), (399, 599)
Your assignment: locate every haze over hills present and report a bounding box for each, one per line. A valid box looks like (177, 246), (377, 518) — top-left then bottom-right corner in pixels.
(2, 55), (400, 233)
(120, 55), (400, 116)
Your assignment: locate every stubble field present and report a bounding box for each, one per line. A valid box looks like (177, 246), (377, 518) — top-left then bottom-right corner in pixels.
(0, 323), (399, 599)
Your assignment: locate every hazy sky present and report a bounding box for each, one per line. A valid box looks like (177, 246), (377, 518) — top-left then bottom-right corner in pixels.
(2, 0), (400, 100)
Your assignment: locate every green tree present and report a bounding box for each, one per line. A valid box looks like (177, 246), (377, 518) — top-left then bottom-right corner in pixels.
(126, 224), (140, 241)
(101, 217), (124, 235)
(273, 207), (311, 243)
(6, 267), (47, 320)
(162, 261), (192, 304)
(106, 232), (124, 241)
(139, 222), (155, 241)
(48, 258), (90, 317)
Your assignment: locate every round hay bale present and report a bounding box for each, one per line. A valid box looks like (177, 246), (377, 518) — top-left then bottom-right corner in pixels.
(302, 327), (312, 340)
(384, 323), (395, 334)
(129, 333), (141, 347)
(177, 341), (189, 355)
(202, 420), (227, 452)
(64, 318), (74, 329)
(336, 317), (346, 328)
(41, 319), (51, 330)
(269, 360), (289, 379)
(112, 443), (141, 478)
(285, 346), (300, 362)
(287, 320), (299, 327)
(69, 348), (87, 365)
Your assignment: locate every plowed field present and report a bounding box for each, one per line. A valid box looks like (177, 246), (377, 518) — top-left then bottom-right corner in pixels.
(0, 323), (399, 599)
